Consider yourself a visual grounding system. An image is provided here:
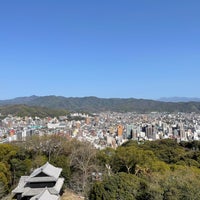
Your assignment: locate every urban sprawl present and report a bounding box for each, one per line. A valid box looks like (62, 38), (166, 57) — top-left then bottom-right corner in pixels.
(1, 112), (200, 148)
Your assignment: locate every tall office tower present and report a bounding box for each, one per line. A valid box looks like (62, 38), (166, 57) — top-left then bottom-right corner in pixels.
(136, 126), (141, 137)
(146, 125), (153, 139)
(152, 125), (157, 140)
(117, 125), (123, 137)
(173, 129), (179, 138)
(168, 127), (173, 137)
(179, 123), (186, 140)
(132, 128), (138, 140)
(126, 124), (134, 139)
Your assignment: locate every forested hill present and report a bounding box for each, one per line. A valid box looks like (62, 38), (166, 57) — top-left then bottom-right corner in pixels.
(1, 138), (200, 199)
(0, 104), (68, 118)
(1, 95), (200, 113)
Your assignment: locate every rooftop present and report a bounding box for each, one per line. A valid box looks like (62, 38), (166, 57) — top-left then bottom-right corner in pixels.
(30, 188), (60, 200)
(28, 162), (62, 181)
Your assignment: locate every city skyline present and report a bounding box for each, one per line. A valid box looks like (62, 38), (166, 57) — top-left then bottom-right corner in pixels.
(0, 1), (200, 100)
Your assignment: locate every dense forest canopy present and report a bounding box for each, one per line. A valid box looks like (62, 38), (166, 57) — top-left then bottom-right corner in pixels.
(1, 137), (200, 199)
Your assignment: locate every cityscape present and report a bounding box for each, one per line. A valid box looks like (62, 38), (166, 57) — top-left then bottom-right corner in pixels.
(1, 110), (200, 148)
(1, 0), (200, 199)
(2, 105), (200, 199)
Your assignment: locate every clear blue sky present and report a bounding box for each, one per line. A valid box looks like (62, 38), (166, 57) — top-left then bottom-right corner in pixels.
(0, 0), (199, 100)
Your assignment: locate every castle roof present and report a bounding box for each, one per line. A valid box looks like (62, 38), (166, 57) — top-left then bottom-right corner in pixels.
(27, 162), (62, 182)
(12, 162), (64, 200)
(30, 188), (60, 200)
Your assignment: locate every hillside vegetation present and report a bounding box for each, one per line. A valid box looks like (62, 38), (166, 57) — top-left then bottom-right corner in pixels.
(1, 95), (200, 112)
(0, 104), (68, 118)
(1, 137), (200, 199)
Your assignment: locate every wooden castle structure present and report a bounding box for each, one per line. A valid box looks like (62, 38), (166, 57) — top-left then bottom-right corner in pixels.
(12, 162), (64, 200)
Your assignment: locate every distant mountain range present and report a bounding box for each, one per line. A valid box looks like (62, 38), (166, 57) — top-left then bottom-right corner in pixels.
(1, 95), (200, 113)
(158, 97), (200, 102)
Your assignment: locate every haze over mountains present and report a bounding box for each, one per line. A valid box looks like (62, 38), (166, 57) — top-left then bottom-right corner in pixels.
(158, 97), (200, 102)
(1, 95), (200, 113)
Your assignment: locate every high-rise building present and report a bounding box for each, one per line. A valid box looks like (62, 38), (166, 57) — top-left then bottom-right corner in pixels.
(146, 125), (153, 139)
(179, 123), (186, 140)
(117, 125), (123, 137)
(126, 124), (134, 139)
